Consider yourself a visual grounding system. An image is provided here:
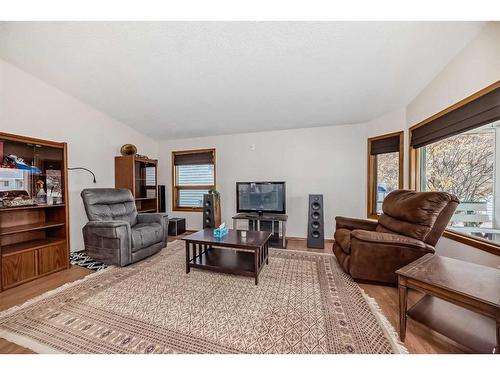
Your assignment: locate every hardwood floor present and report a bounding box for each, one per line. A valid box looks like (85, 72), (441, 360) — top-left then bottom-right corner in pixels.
(0, 235), (467, 354)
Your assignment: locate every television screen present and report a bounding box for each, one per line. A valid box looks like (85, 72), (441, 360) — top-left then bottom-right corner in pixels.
(236, 182), (286, 214)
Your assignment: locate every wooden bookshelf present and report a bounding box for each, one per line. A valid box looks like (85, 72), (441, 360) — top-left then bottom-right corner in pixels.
(0, 221), (65, 236)
(2, 238), (66, 256)
(115, 155), (158, 213)
(0, 203), (65, 212)
(0, 132), (70, 291)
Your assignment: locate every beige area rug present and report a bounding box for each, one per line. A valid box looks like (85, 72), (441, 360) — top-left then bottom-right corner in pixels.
(0, 240), (407, 354)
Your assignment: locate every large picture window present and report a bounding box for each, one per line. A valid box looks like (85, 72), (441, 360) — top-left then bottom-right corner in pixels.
(367, 131), (404, 218)
(409, 82), (500, 255)
(172, 148), (216, 211)
(419, 123), (498, 244)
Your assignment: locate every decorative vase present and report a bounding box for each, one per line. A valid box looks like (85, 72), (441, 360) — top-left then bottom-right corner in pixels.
(120, 144), (137, 156)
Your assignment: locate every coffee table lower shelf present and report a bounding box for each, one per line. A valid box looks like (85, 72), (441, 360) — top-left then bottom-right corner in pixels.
(408, 295), (497, 353)
(183, 229), (271, 285)
(189, 247), (256, 277)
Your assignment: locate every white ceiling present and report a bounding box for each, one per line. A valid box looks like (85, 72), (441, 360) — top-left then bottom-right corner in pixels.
(0, 22), (485, 139)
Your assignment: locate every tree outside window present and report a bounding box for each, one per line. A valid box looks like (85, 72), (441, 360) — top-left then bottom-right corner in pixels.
(420, 122), (498, 243)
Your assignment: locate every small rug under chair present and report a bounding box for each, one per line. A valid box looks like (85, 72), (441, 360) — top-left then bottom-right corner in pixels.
(70, 251), (109, 271)
(0, 240), (407, 354)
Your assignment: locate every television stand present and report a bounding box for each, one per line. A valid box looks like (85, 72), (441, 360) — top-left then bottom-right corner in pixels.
(232, 213), (288, 249)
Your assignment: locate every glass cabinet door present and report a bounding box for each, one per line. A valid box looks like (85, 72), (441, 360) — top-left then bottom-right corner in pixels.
(0, 139), (64, 208)
(33, 144), (64, 205)
(134, 161), (157, 199)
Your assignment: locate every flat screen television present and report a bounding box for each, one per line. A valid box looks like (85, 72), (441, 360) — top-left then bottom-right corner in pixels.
(236, 181), (286, 214)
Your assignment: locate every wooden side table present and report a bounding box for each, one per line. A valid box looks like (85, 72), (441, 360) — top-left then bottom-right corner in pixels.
(396, 253), (500, 354)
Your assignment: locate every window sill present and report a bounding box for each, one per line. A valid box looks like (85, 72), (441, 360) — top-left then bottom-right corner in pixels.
(367, 213), (379, 220)
(172, 207), (202, 213)
(443, 229), (500, 257)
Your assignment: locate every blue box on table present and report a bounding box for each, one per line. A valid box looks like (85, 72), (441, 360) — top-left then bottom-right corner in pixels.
(213, 226), (229, 238)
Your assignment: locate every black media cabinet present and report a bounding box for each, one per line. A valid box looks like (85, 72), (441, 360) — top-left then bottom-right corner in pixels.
(232, 213), (288, 249)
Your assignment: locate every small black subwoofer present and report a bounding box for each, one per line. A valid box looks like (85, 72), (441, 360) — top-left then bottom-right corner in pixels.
(202, 194), (215, 229)
(307, 194), (324, 249)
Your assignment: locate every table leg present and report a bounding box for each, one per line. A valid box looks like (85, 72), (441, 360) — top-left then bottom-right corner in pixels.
(185, 242), (190, 274)
(398, 277), (408, 341)
(495, 310), (500, 354)
(254, 247), (259, 285)
(282, 221), (286, 248)
(266, 242), (269, 264)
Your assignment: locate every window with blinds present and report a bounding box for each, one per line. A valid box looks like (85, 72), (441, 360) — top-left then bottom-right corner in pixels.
(367, 131), (404, 218)
(172, 149), (216, 210)
(409, 85), (500, 251)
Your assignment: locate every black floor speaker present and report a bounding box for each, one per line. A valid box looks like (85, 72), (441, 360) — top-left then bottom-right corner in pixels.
(202, 193), (221, 229)
(158, 185), (166, 213)
(307, 194), (324, 249)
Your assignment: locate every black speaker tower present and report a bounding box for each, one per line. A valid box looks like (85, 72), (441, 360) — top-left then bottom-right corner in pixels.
(203, 194), (216, 229)
(307, 194), (324, 249)
(158, 185), (166, 213)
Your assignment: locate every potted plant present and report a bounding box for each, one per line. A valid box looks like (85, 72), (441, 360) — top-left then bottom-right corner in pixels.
(208, 188), (220, 201)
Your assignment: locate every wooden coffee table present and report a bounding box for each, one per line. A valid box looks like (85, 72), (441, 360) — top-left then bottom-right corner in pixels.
(183, 229), (272, 285)
(396, 253), (500, 354)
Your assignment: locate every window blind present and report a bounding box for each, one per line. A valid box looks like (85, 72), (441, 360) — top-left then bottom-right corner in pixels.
(173, 150), (214, 166)
(370, 135), (400, 155)
(176, 164), (214, 186)
(411, 87), (500, 149)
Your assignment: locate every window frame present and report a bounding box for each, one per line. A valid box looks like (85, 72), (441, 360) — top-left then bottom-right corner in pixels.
(171, 148), (216, 212)
(408, 81), (500, 256)
(367, 131), (404, 219)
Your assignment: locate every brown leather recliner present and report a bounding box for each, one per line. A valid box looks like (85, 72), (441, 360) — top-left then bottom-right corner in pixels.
(333, 190), (459, 285)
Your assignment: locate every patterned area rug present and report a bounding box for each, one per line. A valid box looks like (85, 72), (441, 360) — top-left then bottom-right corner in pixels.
(0, 240), (406, 354)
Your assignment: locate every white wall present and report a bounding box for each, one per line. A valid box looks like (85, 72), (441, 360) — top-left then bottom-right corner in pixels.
(407, 22), (500, 126)
(436, 237), (500, 268)
(406, 22), (500, 268)
(159, 123), (367, 239)
(0, 59), (159, 252)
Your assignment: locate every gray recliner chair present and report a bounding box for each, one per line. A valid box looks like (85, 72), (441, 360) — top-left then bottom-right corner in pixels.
(81, 188), (168, 266)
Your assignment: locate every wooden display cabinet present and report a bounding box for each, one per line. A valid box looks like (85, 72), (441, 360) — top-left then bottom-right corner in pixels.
(115, 155), (158, 213)
(0, 132), (70, 291)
